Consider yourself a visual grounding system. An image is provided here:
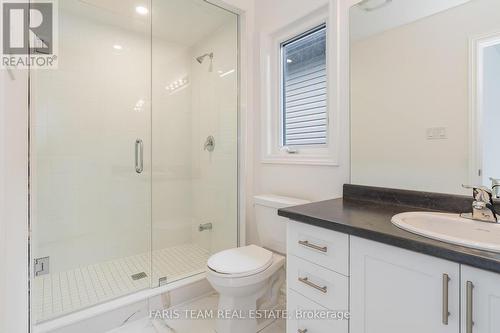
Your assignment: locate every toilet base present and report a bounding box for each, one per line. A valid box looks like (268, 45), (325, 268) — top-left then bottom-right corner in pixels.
(213, 267), (285, 333)
(207, 251), (286, 333)
(215, 294), (259, 333)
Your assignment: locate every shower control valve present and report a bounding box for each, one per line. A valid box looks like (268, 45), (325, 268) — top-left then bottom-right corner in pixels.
(204, 135), (215, 152)
(199, 223), (213, 232)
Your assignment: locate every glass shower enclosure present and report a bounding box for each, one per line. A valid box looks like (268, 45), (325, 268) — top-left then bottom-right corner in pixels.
(30, 0), (238, 323)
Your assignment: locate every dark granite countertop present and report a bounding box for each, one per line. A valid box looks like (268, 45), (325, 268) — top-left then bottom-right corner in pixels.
(278, 185), (500, 274)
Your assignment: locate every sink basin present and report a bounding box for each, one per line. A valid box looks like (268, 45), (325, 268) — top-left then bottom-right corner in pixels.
(391, 212), (500, 253)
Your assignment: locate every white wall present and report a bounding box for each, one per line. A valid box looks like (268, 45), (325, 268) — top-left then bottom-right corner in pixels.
(248, 0), (350, 245)
(151, 1), (238, 255)
(0, 68), (29, 333)
(0, 71), (4, 333)
(482, 45), (500, 184)
(152, 16), (240, 255)
(351, 0), (500, 195)
(350, 0), (471, 41)
(190, 19), (239, 254)
(152, 37), (194, 250)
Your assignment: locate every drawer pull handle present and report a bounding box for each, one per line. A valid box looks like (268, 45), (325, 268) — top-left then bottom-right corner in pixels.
(466, 281), (474, 333)
(442, 273), (450, 325)
(298, 277), (327, 293)
(298, 330), (308, 333)
(298, 240), (327, 253)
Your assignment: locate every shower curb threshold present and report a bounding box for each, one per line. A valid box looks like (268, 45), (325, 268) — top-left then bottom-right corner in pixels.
(33, 272), (207, 333)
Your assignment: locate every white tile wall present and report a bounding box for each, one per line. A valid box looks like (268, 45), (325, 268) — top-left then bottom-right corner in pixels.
(31, 1), (238, 324)
(190, 19), (239, 254)
(32, 7), (152, 273)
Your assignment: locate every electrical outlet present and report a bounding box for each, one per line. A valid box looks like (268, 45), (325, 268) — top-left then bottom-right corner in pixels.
(426, 127), (447, 140)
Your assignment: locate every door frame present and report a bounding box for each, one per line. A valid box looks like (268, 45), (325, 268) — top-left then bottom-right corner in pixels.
(469, 31), (500, 186)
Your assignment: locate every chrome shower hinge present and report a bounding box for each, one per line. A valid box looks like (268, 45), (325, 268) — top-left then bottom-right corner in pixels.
(34, 257), (50, 276)
(159, 276), (168, 287)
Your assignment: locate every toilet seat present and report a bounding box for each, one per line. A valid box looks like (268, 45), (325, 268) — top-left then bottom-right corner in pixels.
(207, 245), (274, 278)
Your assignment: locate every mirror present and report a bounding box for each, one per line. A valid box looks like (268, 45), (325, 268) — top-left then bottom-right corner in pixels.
(349, 0), (500, 196)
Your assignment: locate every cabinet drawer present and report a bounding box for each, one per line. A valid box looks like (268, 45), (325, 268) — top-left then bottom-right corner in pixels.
(287, 255), (348, 311)
(287, 220), (349, 275)
(287, 289), (348, 333)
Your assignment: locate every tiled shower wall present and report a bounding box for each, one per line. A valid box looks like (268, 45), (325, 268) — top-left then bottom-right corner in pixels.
(152, 17), (238, 255)
(32, 7), (238, 275)
(190, 19), (239, 255)
(32, 11), (152, 273)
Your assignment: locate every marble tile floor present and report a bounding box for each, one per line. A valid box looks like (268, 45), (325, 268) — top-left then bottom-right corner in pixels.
(107, 293), (285, 333)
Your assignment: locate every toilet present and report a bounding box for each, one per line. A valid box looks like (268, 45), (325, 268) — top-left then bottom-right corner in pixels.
(207, 195), (310, 333)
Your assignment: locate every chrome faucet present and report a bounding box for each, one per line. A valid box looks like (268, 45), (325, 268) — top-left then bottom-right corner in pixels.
(490, 177), (500, 199)
(461, 185), (499, 223)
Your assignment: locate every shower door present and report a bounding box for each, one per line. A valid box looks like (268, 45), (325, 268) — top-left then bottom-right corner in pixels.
(150, 0), (239, 286)
(30, 0), (239, 325)
(30, 0), (152, 323)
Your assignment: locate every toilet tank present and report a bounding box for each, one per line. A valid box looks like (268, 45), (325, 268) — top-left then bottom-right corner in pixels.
(254, 195), (310, 254)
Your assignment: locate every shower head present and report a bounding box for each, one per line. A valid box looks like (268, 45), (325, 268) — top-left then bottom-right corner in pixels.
(195, 52), (214, 72)
(196, 52), (213, 64)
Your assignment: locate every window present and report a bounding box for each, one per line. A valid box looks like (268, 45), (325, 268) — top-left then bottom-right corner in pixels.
(280, 24), (328, 147)
(260, 10), (337, 165)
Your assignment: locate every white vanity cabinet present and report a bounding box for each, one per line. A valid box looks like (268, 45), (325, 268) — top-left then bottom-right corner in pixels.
(286, 220), (500, 333)
(350, 237), (460, 333)
(461, 265), (500, 333)
(286, 221), (349, 333)
(287, 289), (343, 333)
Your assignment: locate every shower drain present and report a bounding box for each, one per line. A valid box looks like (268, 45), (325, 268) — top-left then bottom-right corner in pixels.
(131, 272), (148, 281)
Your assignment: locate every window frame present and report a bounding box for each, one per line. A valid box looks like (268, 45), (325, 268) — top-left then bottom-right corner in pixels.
(279, 23), (329, 149)
(260, 7), (339, 165)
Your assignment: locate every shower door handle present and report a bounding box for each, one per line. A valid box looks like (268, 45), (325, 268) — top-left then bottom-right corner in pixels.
(135, 139), (144, 174)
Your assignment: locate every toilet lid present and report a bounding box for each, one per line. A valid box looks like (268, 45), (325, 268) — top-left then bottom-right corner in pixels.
(207, 245), (273, 276)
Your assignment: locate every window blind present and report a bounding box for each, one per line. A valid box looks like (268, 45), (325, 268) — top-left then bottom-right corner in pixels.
(281, 24), (327, 147)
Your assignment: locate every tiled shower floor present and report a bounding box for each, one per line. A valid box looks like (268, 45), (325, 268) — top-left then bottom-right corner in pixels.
(33, 243), (210, 323)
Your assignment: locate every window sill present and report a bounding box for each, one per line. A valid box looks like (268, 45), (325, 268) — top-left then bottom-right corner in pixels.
(261, 155), (339, 166)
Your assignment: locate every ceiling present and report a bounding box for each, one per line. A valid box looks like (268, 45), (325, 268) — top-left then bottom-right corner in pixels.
(61, 0), (235, 46)
(350, 0), (473, 42)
